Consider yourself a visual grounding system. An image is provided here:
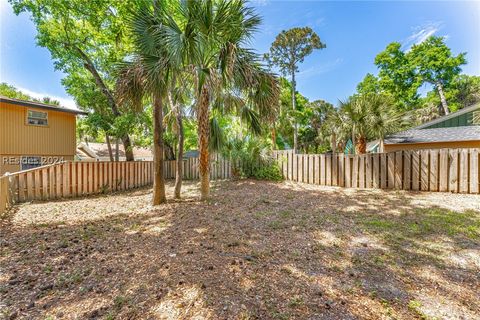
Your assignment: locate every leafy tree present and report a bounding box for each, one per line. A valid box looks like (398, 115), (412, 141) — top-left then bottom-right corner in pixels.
(275, 78), (308, 149)
(10, 0), (138, 161)
(265, 27), (326, 153)
(356, 73), (382, 95)
(374, 42), (420, 110)
(0, 82), (60, 105)
(446, 74), (480, 110)
(409, 36), (466, 115)
(298, 99), (334, 153)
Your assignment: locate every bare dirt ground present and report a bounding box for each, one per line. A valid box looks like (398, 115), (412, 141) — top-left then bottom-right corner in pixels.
(1, 180), (479, 320)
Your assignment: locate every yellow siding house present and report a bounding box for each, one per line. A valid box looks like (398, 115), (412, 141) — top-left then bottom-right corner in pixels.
(0, 96), (87, 174)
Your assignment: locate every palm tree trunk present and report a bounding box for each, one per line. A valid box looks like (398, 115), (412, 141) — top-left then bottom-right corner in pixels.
(105, 134), (114, 162)
(152, 94), (166, 205)
(291, 69), (298, 154)
(436, 82), (449, 115)
(174, 103), (184, 199)
(198, 85), (210, 200)
(331, 133), (337, 155)
(271, 125), (276, 149)
(355, 135), (367, 154)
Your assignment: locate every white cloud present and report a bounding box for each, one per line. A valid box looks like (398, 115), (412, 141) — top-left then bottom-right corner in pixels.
(402, 21), (443, 49)
(297, 58), (343, 79)
(16, 86), (78, 110)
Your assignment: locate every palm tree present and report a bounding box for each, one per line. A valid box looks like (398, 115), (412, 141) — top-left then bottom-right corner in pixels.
(159, 0), (278, 200)
(116, 3), (176, 205)
(339, 97), (369, 154)
(339, 93), (401, 154)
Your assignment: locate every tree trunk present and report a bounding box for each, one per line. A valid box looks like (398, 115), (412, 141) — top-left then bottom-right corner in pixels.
(152, 95), (166, 205)
(105, 134), (114, 162)
(291, 70), (298, 154)
(76, 46), (134, 161)
(331, 132), (337, 155)
(173, 100), (184, 199)
(436, 82), (449, 115)
(198, 85), (210, 200)
(271, 125), (276, 149)
(164, 141), (175, 161)
(115, 138), (119, 162)
(355, 135), (367, 154)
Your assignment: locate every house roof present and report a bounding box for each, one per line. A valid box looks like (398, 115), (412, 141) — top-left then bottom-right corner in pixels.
(384, 126), (480, 145)
(0, 96), (88, 115)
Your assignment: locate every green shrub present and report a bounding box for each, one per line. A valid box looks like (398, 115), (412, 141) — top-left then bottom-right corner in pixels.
(251, 162), (283, 181)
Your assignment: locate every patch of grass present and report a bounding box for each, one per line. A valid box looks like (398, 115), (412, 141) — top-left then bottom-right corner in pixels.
(288, 295), (304, 308)
(360, 208), (480, 240)
(56, 270), (84, 288)
(279, 210), (292, 219)
(43, 265), (53, 274)
(255, 211), (270, 218)
(363, 218), (396, 230)
(114, 295), (130, 310)
(408, 300), (431, 319)
(268, 220), (285, 230)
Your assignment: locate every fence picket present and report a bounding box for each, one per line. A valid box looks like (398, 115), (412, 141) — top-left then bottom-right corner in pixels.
(359, 156), (365, 188)
(366, 155), (372, 188)
(326, 155), (332, 186)
(352, 156), (358, 188)
(338, 154), (344, 187)
(459, 149), (469, 193)
(372, 154), (379, 188)
(387, 153), (395, 189)
(332, 154), (338, 186)
(345, 155), (351, 188)
(403, 151), (411, 190)
(449, 149), (458, 192)
(379, 153), (386, 189)
(439, 150), (448, 192)
(429, 150), (439, 192)
(303, 155), (309, 183)
(42, 168), (48, 200)
(470, 149), (479, 194)
(395, 151), (403, 189)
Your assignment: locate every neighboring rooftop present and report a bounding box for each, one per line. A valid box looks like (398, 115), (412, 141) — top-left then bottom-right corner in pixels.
(77, 142), (153, 160)
(384, 126), (480, 144)
(0, 96), (87, 115)
(385, 103), (480, 145)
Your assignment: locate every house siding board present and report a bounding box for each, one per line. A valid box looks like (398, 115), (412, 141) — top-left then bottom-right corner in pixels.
(424, 111), (474, 129)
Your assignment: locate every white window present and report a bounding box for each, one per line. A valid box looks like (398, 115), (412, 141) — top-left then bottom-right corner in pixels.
(27, 109), (48, 126)
(21, 156), (42, 171)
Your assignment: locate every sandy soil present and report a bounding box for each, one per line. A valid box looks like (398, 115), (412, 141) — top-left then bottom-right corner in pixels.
(1, 180), (479, 320)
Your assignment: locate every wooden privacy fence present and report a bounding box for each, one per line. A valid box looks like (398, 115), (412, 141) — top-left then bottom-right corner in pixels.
(0, 154), (234, 215)
(273, 148), (480, 194)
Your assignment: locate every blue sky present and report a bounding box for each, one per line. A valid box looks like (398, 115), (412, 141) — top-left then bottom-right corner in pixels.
(1, 0), (479, 109)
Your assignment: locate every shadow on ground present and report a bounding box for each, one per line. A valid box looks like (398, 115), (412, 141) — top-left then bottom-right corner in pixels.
(1, 180), (479, 319)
